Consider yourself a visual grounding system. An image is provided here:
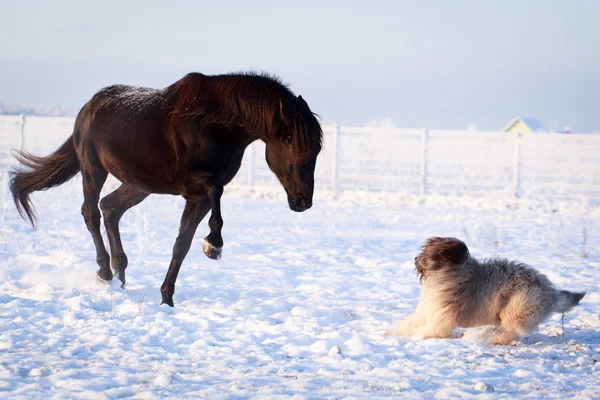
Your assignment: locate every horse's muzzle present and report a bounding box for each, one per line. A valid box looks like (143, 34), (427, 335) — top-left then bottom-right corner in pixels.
(288, 195), (312, 212)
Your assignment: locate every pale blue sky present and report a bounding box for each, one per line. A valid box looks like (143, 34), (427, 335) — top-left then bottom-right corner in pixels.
(1, 0), (598, 131)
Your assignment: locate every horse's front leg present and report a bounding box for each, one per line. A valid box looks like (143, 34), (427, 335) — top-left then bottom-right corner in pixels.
(182, 169), (224, 260)
(202, 180), (224, 260)
(160, 199), (211, 307)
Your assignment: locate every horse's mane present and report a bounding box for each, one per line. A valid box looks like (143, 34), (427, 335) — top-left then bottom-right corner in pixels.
(168, 72), (322, 163)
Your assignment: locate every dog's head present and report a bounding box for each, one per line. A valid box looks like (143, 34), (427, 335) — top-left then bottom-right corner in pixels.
(415, 237), (470, 282)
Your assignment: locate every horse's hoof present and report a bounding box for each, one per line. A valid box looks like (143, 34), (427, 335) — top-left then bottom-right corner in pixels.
(96, 269), (113, 284)
(115, 273), (126, 289)
(160, 286), (175, 307)
(161, 297), (175, 307)
(203, 238), (222, 260)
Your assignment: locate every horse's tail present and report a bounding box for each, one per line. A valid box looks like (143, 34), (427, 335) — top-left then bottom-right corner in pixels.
(9, 135), (80, 228)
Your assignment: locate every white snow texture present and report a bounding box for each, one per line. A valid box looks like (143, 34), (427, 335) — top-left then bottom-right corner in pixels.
(0, 116), (599, 398)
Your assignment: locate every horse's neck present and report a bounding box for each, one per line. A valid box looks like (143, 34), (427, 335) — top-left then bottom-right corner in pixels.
(232, 126), (263, 148)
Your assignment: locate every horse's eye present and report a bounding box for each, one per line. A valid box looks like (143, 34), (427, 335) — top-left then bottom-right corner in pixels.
(286, 135), (293, 143)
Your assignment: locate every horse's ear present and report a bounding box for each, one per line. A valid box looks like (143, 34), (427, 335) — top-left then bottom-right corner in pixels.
(279, 98), (285, 121)
(296, 95), (307, 113)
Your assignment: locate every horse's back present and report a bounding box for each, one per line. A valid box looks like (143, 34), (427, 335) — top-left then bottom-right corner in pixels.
(74, 84), (179, 193)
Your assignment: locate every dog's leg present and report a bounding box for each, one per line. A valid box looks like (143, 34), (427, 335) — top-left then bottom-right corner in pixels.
(492, 327), (519, 345)
(386, 312), (426, 337)
(419, 322), (456, 339)
(496, 293), (548, 345)
(414, 311), (458, 339)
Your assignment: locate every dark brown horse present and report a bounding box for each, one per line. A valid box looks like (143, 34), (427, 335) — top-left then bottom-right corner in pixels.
(9, 72), (323, 306)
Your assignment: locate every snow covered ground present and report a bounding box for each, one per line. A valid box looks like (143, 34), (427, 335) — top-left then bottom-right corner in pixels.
(1, 115), (599, 398)
(0, 174), (599, 398)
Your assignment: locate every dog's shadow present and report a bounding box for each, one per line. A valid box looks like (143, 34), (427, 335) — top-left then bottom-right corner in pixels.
(523, 329), (600, 346)
(457, 326), (600, 346)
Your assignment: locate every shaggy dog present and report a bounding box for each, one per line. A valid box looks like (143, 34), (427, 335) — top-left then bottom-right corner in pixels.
(387, 237), (585, 345)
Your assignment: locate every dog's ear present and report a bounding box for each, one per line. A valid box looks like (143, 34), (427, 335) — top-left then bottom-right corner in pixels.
(415, 255), (426, 282)
(434, 237), (469, 267)
(415, 237), (469, 281)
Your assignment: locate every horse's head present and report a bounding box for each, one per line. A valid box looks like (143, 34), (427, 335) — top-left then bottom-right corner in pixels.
(266, 95), (322, 212)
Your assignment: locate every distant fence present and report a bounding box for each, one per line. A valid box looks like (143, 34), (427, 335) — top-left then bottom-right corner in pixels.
(1, 115), (600, 206)
(236, 125), (600, 205)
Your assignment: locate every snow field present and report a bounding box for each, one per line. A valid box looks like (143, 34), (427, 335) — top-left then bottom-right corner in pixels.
(0, 115), (599, 398)
(0, 182), (598, 398)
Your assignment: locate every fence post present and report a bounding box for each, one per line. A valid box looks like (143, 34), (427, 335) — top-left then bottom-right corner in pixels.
(1, 171), (7, 223)
(331, 124), (340, 193)
(512, 132), (521, 199)
(419, 128), (428, 200)
(18, 114), (25, 154)
(247, 143), (254, 190)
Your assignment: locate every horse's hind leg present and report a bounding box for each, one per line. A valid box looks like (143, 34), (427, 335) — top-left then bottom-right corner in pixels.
(100, 184), (149, 287)
(80, 168), (111, 282)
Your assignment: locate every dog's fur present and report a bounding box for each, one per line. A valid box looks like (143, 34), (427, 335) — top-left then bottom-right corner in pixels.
(387, 237), (585, 345)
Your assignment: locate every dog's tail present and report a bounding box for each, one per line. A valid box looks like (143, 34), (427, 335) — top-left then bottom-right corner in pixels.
(415, 237), (470, 282)
(553, 290), (585, 313)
